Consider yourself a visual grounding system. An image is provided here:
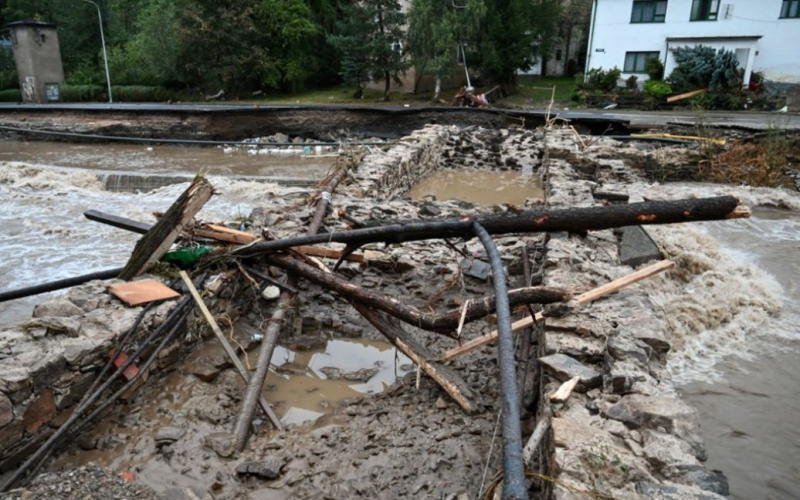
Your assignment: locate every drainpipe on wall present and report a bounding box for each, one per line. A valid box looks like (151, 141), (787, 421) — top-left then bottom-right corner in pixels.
(584, 0), (599, 82)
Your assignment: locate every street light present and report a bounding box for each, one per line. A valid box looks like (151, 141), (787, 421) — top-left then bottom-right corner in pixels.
(82, 0), (112, 103)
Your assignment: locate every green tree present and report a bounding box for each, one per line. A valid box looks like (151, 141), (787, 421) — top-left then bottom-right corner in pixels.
(256, 0), (319, 92)
(329, 0), (409, 100)
(407, 0), (485, 98)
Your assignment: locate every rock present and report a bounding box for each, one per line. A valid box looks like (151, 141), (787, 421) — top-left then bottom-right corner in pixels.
(538, 353), (601, 391)
(434, 397), (448, 409)
(0, 392), (13, 428)
(32, 299), (85, 319)
(607, 334), (650, 363)
(282, 335), (327, 351)
(22, 388), (56, 434)
(459, 258), (492, 281)
(30, 352), (67, 391)
(155, 426), (186, 445)
(607, 394), (706, 460)
(636, 482), (726, 500)
(665, 464), (730, 497)
(205, 432), (236, 458)
(320, 367), (378, 383)
(261, 286), (281, 301)
(187, 361), (223, 383)
(544, 332), (605, 362)
(418, 203), (441, 217)
(236, 458), (284, 479)
(619, 226), (662, 267)
(29, 317), (82, 337)
(641, 430), (698, 471)
(621, 318), (671, 354)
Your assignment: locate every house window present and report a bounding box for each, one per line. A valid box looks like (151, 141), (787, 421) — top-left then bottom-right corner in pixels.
(781, 0), (800, 18)
(624, 51), (659, 73)
(556, 49), (563, 61)
(691, 0), (720, 20)
(631, 1), (668, 23)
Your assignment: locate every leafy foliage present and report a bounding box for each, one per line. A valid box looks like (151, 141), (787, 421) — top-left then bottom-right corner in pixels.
(645, 57), (664, 81)
(328, 0), (409, 99)
(581, 67), (621, 92)
(643, 80), (672, 100)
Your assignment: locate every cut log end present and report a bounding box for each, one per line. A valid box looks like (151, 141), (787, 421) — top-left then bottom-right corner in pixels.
(726, 206), (751, 219)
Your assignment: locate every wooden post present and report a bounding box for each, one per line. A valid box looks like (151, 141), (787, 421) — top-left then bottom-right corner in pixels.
(179, 271), (282, 431)
(120, 177), (214, 280)
(442, 260), (675, 361)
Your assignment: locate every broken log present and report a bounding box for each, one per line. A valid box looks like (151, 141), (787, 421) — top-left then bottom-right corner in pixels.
(235, 197), (748, 258)
(0, 267), (122, 304)
(179, 271), (282, 431)
(84, 210), (151, 235)
(356, 306), (478, 413)
(265, 254), (568, 335)
(442, 260), (675, 361)
(120, 177), (214, 280)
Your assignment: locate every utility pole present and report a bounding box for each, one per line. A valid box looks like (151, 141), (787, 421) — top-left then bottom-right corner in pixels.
(83, 0), (113, 103)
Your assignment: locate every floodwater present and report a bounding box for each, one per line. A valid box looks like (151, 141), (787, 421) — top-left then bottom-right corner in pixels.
(408, 168), (544, 206)
(0, 140), (334, 178)
(679, 208), (800, 500)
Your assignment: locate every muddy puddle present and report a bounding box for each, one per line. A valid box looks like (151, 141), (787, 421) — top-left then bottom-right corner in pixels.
(0, 140), (333, 179)
(678, 207), (800, 500)
(408, 168), (544, 205)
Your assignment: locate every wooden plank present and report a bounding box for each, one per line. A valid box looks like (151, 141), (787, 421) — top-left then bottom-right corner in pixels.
(666, 88), (707, 103)
(179, 271), (283, 431)
(84, 210), (151, 235)
(108, 280), (180, 307)
(194, 227), (257, 245)
(442, 260), (674, 361)
(120, 178), (214, 280)
(550, 376), (580, 403)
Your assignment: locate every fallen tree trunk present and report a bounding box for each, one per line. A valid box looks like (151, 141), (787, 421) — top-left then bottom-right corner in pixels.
(120, 177), (214, 280)
(235, 196), (747, 258)
(263, 254), (569, 335)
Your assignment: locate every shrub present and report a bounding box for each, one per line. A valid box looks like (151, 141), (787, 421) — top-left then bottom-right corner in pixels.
(583, 67), (621, 92)
(643, 80), (672, 100)
(668, 45), (742, 93)
(690, 92), (745, 110)
(61, 85), (104, 102)
(112, 86), (166, 102)
(0, 89), (21, 102)
(625, 75), (639, 91)
(645, 57), (664, 81)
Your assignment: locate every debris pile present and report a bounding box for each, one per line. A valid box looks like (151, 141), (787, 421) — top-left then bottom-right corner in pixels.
(0, 125), (754, 499)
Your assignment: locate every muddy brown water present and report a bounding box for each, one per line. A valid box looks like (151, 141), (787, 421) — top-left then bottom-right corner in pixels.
(407, 168), (544, 205)
(0, 140), (333, 178)
(681, 208), (800, 500)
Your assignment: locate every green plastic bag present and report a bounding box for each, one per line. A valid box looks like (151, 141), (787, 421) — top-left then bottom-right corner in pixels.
(160, 246), (212, 268)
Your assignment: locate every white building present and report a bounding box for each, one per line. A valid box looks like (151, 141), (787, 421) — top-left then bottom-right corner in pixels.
(585, 0), (800, 85)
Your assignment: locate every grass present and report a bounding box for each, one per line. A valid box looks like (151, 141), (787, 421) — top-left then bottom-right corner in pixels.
(499, 77), (576, 109)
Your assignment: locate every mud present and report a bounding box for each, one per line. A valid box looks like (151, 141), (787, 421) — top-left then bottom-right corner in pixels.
(408, 169), (544, 205)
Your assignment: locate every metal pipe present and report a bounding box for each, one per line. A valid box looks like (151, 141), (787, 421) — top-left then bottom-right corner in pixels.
(0, 267), (122, 303)
(472, 221), (528, 500)
(83, 0), (113, 103)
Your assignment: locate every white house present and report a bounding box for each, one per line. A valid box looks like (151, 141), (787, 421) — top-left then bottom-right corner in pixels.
(584, 0), (800, 85)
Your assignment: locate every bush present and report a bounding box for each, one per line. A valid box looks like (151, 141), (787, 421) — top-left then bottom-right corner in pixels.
(111, 86), (177, 102)
(668, 45), (742, 93)
(645, 57), (664, 81)
(643, 80), (672, 100)
(691, 92), (746, 110)
(0, 89), (21, 102)
(61, 85), (104, 102)
(582, 67), (621, 92)
(626, 75), (639, 91)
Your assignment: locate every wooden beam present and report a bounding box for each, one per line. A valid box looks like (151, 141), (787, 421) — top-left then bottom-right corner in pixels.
(442, 260), (675, 361)
(194, 224), (258, 245)
(666, 88), (707, 103)
(179, 271), (282, 431)
(120, 178), (214, 280)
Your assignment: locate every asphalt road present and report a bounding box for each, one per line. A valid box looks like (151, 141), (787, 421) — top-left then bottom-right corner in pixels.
(0, 102), (797, 130)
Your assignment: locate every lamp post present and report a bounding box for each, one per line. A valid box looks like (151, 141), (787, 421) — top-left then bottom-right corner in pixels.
(83, 0), (112, 103)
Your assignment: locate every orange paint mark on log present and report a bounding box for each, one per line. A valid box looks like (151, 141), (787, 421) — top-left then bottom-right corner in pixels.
(637, 214), (657, 222)
(120, 472), (135, 482)
(534, 217), (548, 225)
(684, 211), (691, 217)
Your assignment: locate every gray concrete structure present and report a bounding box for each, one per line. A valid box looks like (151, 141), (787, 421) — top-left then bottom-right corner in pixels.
(7, 20), (64, 103)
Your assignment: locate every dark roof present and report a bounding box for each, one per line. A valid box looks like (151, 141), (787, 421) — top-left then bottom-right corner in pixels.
(4, 19), (57, 29)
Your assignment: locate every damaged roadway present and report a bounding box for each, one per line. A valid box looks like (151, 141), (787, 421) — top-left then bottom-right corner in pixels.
(2, 122), (788, 499)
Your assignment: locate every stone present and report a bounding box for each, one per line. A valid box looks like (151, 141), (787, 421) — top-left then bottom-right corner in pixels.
(459, 259), (492, 281)
(636, 482), (725, 500)
(30, 352), (67, 391)
(418, 203), (441, 217)
(0, 392), (13, 428)
(434, 397), (448, 409)
(538, 353), (601, 391)
(0, 419), (23, 450)
(641, 430), (698, 471)
(621, 318), (671, 354)
(0, 368), (31, 396)
(544, 332), (605, 362)
(606, 394), (706, 460)
(22, 388), (57, 434)
(320, 367), (378, 383)
(236, 458), (284, 480)
(188, 363), (223, 383)
(155, 426), (186, 445)
(32, 299), (85, 319)
(665, 464), (730, 497)
(606, 334), (650, 363)
(205, 432), (236, 458)
(619, 226), (662, 267)
(261, 286), (281, 301)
